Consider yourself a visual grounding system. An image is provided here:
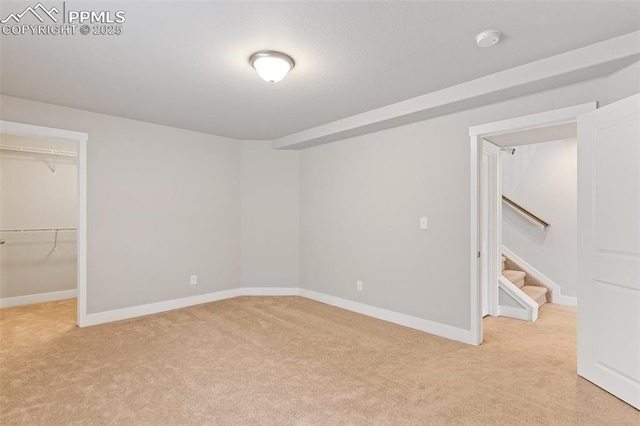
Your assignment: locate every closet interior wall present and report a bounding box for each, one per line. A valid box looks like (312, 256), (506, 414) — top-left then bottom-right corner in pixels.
(0, 133), (78, 304)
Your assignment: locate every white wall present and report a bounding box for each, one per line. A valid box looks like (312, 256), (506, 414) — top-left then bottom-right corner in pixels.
(241, 141), (299, 288)
(0, 95), (242, 314)
(299, 78), (608, 331)
(502, 139), (578, 296)
(2, 62), (635, 333)
(0, 96), (304, 316)
(607, 60), (640, 104)
(300, 117), (470, 328)
(0, 134), (77, 299)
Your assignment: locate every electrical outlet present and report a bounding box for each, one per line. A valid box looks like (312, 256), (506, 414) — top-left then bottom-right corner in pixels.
(190, 275), (197, 285)
(356, 280), (363, 291)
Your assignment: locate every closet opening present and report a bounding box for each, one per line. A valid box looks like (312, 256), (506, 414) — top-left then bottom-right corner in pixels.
(0, 121), (87, 326)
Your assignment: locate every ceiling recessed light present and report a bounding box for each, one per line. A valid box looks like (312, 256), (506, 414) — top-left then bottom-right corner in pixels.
(476, 29), (501, 48)
(249, 51), (295, 84)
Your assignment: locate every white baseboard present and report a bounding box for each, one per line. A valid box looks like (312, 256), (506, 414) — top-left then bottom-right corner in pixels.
(299, 288), (472, 345)
(0, 289), (77, 308)
(241, 287), (300, 296)
(502, 245), (577, 307)
(78, 286), (474, 347)
(499, 305), (532, 321)
(7, 286), (481, 347)
(82, 289), (242, 327)
(553, 294), (577, 307)
(81, 286), (301, 327)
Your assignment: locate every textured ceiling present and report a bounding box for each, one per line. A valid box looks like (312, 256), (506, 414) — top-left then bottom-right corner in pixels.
(1, 1), (639, 140)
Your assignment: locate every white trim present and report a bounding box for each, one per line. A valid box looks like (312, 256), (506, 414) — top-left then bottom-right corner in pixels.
(0, 289), (77, 308)
(241, 287), (300, 296)
(498, 276), (538, 322)
(0, 121), (87, 143)
(469, 102), (597, 136)
(0, 120), (88, 327)
(554, 294), (577, 307)
(81, 287), (298, 327)
(274, 32), (637, 149)
(83, 289), (242, 326)
(482, 141), (502, 318)
(502, 246), (577, 307)
(76, 131), (88, 326)
(36, 286), (475, 345)
(469, 134), (482, 345)
(299, 289), (473, 345)
(498, 305), (533, 322)
(469, 102), (596, 344)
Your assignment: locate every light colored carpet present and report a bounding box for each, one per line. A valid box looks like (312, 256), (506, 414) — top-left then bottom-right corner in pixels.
(1, 297), (638, 425)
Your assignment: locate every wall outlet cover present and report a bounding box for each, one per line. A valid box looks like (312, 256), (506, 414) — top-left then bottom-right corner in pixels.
(420, 217), (428, 229)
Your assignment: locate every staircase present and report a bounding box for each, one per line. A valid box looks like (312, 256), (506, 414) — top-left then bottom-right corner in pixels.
(502, 256), (550, 308)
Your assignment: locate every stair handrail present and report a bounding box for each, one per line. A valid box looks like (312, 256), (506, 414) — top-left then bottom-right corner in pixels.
(502, 195), (550, 230)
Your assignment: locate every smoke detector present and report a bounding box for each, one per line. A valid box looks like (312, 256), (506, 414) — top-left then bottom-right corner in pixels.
(476, 29), (501, 48)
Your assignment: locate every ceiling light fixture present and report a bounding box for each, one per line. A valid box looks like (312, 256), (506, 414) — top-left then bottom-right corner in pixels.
(249, 51), (295, 84)
(476, 29), (501, 48)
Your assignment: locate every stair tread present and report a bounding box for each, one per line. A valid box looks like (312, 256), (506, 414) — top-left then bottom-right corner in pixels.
(503, 270), (525, 288)
(502, 256), (549, 310)
(521, 285), (548, 296)
(503, 270), (526, 280)
(522, 285), (548, 308)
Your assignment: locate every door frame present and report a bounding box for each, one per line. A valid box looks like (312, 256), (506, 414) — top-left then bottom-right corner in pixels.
(0, 120), (88, 327)
(481, 140), (502, 318)
(467, 102), (596, 345)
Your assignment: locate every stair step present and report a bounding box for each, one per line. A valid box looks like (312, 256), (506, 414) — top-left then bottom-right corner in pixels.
(522, 285), (548, 307)
(503, 270), (525, 288)
(501, 256), (507, 271)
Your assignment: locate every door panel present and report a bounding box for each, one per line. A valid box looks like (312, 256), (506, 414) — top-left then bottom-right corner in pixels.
(594, 120), (640, 253)
(593, 281), (639, 380)
(577, 93), (640, 409)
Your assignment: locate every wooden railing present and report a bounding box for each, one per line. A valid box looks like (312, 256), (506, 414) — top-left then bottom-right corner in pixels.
(502, 196), (549, 230)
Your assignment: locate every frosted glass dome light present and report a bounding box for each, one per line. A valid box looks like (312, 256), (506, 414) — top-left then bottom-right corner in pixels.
(249, 51), (295, 84)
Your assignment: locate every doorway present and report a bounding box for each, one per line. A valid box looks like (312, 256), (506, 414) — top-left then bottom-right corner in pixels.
(470, 96), (640, 410)
(467, 102), (597, 345)
(485, 127), (579, 318)
(0, 121), (87, 326)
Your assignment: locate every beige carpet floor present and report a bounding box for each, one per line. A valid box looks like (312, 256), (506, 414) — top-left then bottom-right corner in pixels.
(1, 297), (638, 425)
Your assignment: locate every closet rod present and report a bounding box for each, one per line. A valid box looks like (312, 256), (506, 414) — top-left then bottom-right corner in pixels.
(0, 227), (77, 233)
(0, 144), (77, 158)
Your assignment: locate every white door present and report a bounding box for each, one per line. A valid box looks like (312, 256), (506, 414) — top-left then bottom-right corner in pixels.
(577, 93), (640, 409)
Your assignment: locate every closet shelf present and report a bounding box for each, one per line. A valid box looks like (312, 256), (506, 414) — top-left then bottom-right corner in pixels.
(0, 144), (77, 158)
(0, 227), (77, 233)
